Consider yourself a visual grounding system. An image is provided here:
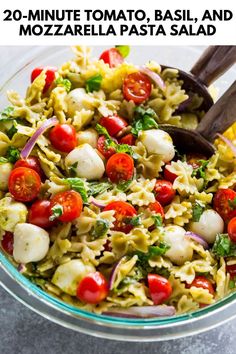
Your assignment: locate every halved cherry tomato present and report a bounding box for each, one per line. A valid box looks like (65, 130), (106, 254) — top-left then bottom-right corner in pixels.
(31, 66), (57, 93)
(187, 153), (207, 170)
(123, 72), (152, 104)
(119, 133), (136, 146)
(99, 115), (128, 137)
(228, 217), (236, 243)
(226, 264), (236, 279)
(77, 271), (108, 304)
(14, 156), (44, 178)
(28, 200), (55, 229)
(49, 124), (77, 153)
(99, 48), (124, 68)
(1, 232), (14, 255)
(106, 153), (134, 183)
(148, 274), (172, 305)
(8, 167), (41, 202)
(50, 190), (83, 222)
(163, 164), (177, 183)
(104, 201), (137, 233)
(148, 201), (164, 218)
(97, 135), (116, 159)
(187, 276), (214, 295)
(213, 188), (236, 223)
(154, 180), (175, 206)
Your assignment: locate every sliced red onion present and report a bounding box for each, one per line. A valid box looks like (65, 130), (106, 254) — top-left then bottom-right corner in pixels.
(103, 305), (175, 318)
(17, 263), (27, 273)
(109, 256), (127, 290)
(20, 116), (58, 159)
(185, 231), (209, 249)
(90, 197), (106, 209)
(139, 66), (166, 91)
(216, 133), (236, 158)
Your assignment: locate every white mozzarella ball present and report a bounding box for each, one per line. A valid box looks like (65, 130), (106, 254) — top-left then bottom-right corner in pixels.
(77, 128), (98, 148)
(138, 129), (175, 162)
(66, 88), (94, 117)
(163, 225), (193, 265)
(52, 259), (95, 295)
(189, 209), (224, 244)
(65, 143), (105, 180)
(0, 197), (28, 232)
(0, 162), (12, 191)
(13, 223), (50, 264)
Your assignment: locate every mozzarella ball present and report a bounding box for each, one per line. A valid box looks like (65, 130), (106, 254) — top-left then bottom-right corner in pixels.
(189, 209), (224, 244)
(77, 128), (98, 148)
(65, 143), (105, 180)
(139, 129), (175, 162)
(0, 197), (28, 232)
(66, 88), (94, 117)
(52, 259), (95, 295)
(0, 162), (13, 191)
(163, 225), (193, 265)
(13, 223), (50, 264)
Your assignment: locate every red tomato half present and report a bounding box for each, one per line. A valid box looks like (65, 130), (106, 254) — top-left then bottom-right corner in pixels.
(31, 66), (57, 93)
(123, 72), (152, 104)
(226, 264), (236, 279)
(97, 135), (116, 159)
(8, 167), (41, 202)
(148, 274), (172, 305)
(154, 180), (175, 206)
(104, 201), (137, 233)
(99, 115), (128, 137)
(14, 156), (44, 178)
(49, 124), (77, 153)
(50, 190), (83, 222)
(188, 276), (214, 295)
(106, 153), (134, 183)
(76, 272), (108, 304)
(228, 217), (236, 243)
(213, 188), (236, 223)
(28, 200), (55, 229)
(148, 201), (164, 218)
(163, 164), (177, 183)
(99, 48), (124, 68)
(1, 232), (14, 255)
(119, 133), (136, 146)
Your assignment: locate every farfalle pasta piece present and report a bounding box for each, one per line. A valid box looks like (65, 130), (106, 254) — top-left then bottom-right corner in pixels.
(47, 86), (68, 123)
(168, 275), (189, 299)
(25, 71), (46, 106)
(148, 256), (172, 269)
(189, 287), (215, 305)
(72, 46), (92, 69)
(189, 191), (213, 205)
(133, 142), (164, 178)
(127, 178), (155, 206)
(70, 235), (107, 266)
(111, 255), (138, 290)
(176, 295), (199, 314)
(219, 171), (236, 189)
(171, 260), (214, 284)
(205, 153), (222, 182)
(72, 109), (94, 129)
(214, 257), (230, 299)
(88, 188), (127, 206)
(164, 196), (192, 226)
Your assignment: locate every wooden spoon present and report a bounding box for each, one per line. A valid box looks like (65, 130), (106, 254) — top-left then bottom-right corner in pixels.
(160, 80), (236, 157)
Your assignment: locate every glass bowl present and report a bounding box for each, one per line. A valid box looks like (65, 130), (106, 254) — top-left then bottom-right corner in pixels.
(1, 46), (236, 342)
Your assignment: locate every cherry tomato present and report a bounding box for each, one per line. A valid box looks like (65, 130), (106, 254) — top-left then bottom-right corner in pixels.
(187, 153), (207, 170)
(31, 66), (57, 93)
(76, 272), (108, 304)
(148, 201), (164, 218)
(119, 133), (136, 146)
(123, 72), (152, 104)
(50, 190), (83, 222)
(188, 276), (214, 295)
(226, 264), (236, 279)
(148, 274), (172, 305)
(8, 167), (41, 202)
(106, 153), (134, 183)
(104, 201), (137, 233)
(213, 188), (236, 223)
(99, 115), (128, 137)
(1, 232), (14, 255)
(99, 48), (124, 68)
(14, 156), (44, 178)
(28, 200), (55, 229)
(228, 217), (236, 243)
(49, 124), (77, 153)
(154, 180), (176, 206)
(163, 164), (177, 183)
(97, 135), (116, 159)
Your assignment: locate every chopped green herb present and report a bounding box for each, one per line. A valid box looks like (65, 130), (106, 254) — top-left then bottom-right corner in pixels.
(192, 202), (204, 222)
(88, 181), (113, 196)
(55, 77), (72, 92)
(116, 180), (132, 192)
(64, 178), (88, 203)
(68, 162), (78, 177)
(49, 204), (63, 221)
(6, 146), (20, 163)
(131, 106), (158, 137)
(6, 120), (18, 139)
(0, 106), (14, 121)
(90, 219), (109, 240)
(229, 279), (235, 289)
(85, 74), (102, 93)
(124, 215), (142, 227)
(136, 243), (170, 268)
(115, 45), (130, 58)
(212, 233), (236, 257)
(191, 159), (209, 180)
(152, 214), (163, 227)
(228, 197), (236, 210)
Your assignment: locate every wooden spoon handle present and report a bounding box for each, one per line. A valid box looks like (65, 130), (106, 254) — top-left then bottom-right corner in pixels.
(191, 46), (236, 87)
(197, 80), (236, 142)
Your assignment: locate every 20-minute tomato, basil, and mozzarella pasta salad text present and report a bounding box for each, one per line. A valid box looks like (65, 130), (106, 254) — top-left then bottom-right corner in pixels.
(1, 46), (236, 318)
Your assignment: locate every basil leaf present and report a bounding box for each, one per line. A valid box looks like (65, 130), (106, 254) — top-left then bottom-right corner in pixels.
(212, 234), (236, 257)
(55, 77), (72, 93)
(49, 204), (63, 221)
(88, 181), (113, 196)
(192, 202), (204, 222)
(115, 45), (130, 58)
(90, 219), (109, 240)
(85, 74), (102, 93)
(152, 214), (163, 227)
(6, 120), (18, 139)
(64, 178), (88, 203)
(116, 180), (132, 192)
(148, 243), (170, 257)
(191, 159), (209, 180)
(124, 215), (142, 227)
(131, 106), (158, 137)
(6, 146), (20, 163)
(116, 143), (134, 155)
(0, 106), (14, 121)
